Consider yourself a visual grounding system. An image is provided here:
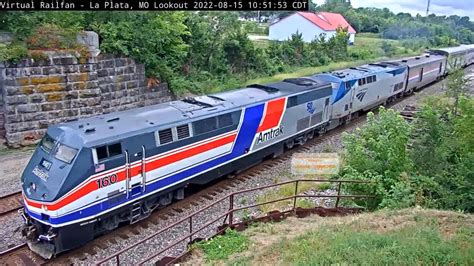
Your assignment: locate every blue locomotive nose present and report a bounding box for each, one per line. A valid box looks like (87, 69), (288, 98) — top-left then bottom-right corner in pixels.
(21, 126), (83, 202)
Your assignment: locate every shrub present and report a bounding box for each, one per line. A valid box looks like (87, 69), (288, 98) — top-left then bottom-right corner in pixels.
(342, 96), (473, 212)
(0, 43), (28, 63)
(29, 50), (49, 62)
(26, 23), (78, 50)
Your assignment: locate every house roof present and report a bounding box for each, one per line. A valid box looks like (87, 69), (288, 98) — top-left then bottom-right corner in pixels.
(272, 12), (356, 34)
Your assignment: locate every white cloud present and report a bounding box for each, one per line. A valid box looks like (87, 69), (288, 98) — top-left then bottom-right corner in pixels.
(313, 0), (474, 19)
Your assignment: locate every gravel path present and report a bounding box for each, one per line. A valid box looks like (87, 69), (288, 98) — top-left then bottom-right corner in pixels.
(1, 65), (472, 264)
(0, 149), (33, 197)
(0, 212), (24, 252)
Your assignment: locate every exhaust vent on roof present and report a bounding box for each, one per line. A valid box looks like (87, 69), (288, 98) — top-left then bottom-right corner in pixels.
(247, 84), (279, 93)
(369, 63), (388, 68)
(350, 67), (370, 72)
(182, 97), (214, 108)
(415, 57), (420, 60)
(208, 95), (225, 101)
(107, 117), (120, 123)
(425, 54), (430, 57)
(283, 78), (318, 87)
(402, 60), (408, 62)
(85, 128), (96, 134)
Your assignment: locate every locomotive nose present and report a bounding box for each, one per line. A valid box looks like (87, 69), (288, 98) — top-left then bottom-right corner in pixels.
(21, 127), (82, 203)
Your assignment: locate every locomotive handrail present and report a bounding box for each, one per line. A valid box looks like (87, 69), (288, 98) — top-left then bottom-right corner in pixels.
(125, 150), (130, 199)
(141, 146), (146, 193)
(95, 179), (375, 265)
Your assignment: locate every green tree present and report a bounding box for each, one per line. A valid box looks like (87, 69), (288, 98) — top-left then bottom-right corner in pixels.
(94, 12), (190, 81)
(409, 97), (474, 211)
(341, 107), (411, 208)
(446, 69), (471, 115)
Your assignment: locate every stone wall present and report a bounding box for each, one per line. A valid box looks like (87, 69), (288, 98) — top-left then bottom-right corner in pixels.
(0, 52), (173, 147)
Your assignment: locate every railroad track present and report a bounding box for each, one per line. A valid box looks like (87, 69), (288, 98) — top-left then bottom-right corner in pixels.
(0, 243), (46, 265)
(0, 192), (23, 217)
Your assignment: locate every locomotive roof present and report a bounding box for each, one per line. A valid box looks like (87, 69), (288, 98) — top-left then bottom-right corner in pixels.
(316, 62), (405, 81)
(430, 46), (470, 55)
(52, 78), (332, 146)
(387, 54), (445, 67)
(461, 44), (474, 51)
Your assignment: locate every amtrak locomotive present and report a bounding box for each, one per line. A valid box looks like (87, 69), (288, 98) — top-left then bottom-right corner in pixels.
(21, 45), (474, 258)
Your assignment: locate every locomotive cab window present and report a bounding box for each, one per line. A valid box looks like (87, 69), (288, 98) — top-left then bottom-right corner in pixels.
(108, 143), (122, 157)
(96, 146), (108, 161)
(345, 81), (352, 92)
(95, 143), (122, 161)
(367, 76), (373, 83)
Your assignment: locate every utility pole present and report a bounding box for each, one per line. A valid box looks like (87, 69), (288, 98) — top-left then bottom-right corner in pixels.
(426, 0), (430, 16)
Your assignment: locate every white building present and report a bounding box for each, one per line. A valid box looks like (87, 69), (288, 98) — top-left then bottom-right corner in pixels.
(269, 12), (356, 44)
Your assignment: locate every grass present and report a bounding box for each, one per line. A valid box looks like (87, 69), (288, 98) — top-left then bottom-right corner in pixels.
(252, 39), (269, 49)
(0, 144), (35, 156)
(244, 34), (421, 86)
(216, 208), (474, 265)
(192, 229), (249, 262)
(256, 179), (333, 213)
(349, 35), (421, 58)
(274, 224), (473, 265)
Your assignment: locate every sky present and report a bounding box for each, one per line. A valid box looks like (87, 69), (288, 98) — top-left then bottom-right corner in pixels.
(313, 0), (474, 20)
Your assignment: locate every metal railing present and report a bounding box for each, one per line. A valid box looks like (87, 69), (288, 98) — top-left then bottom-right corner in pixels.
(96, 179), (374, 265)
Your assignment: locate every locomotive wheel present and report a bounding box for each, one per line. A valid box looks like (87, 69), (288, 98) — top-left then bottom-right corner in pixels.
(298, 136), (307, 146)
(319, 126), (327, 135)
(285, 139), (295, 149)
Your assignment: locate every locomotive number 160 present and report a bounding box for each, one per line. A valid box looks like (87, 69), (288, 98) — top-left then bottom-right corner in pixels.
(96, 174), (118, 188)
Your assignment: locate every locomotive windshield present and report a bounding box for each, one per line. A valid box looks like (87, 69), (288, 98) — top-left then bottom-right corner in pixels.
(55, 143), (78, 164)
(39, 134), (78, 164)
(40, 134), (55, 153)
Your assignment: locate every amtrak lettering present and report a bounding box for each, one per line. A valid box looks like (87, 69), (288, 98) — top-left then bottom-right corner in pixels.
(256, 126), (283, 144)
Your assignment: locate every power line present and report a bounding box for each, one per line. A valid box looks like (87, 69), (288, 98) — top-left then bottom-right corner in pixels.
(426, 0), (431, 16)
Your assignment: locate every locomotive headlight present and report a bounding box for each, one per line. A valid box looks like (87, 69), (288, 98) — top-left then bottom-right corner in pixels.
(30, 182), (36, 191)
